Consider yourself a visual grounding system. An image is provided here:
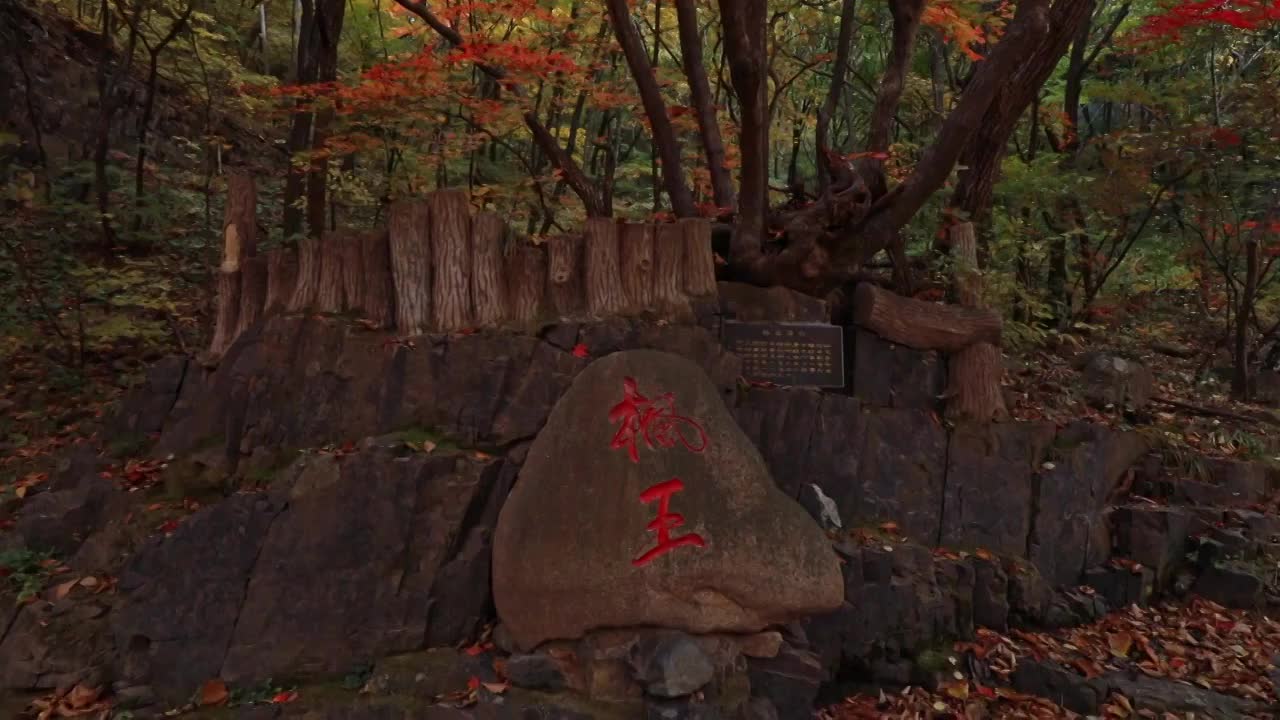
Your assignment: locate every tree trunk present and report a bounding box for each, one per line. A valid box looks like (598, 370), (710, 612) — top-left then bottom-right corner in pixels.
(717, 0), (770, 265)
(653, 222), (690, 316)
(429, 189), (474, 332)
(223, 174), (258, 270)
(341, 231), (366, 313)
(315, 231), (346, 312)
(389, 199), (432, 335)
(360, 230), (396, 328)
(817, 0), (859, 195)
(620, 222), (655, 312)
(265, 249), (298, 314)
(1233, 238), (1259, 399)
(585, 217), (627, 317)
(235, 256), (268, 336)
(208, 269), (241, 358)
(674, 0), (735, 211)
(853, 282), (1002, 352)
(605, 0), (696, 217)
(680, 217), (717, 298)
(505, 238), (546, 329)
(548, 234), (585, 318)
(944, 222), (1008, 421)
(471, 211), (507, 327)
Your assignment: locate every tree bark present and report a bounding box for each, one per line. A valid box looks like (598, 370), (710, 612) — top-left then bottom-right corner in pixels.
(341, 231), (366, 313)
(265, 249), (298, 314)
(605, 0), (697, 218)
(620, 222), (655, 312)
(717, 0), (770, 266)
(680, 217), (717, 298)
(208, 269), (242, 358)
(430, 189), (473, 331)
(859, 0), (926, 196)
(817, 0), (859, 196)
(675, 0), (734, 211)
(471, 211), (507, 327)
(505, 238), (546, 329)
(584, 217), (627, 317)
(944, 222), (1008, 421)
(288, 237), (321, 311)
(223, 174), (258, 270)
(360, 230), (396, 328)
(315, 230), (346, 312)
(1234, 238), (1259, 399)
(653, 222), (690, 316)
(547, 233), (584, 318)
(853, 282), (1002, 352)
(235, 256), (268, 336)
(389, 199), (432, 335)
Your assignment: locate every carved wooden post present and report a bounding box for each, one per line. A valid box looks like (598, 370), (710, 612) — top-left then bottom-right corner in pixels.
(471, 212), (506, 327)
(341, 232), (366, 313)
(505, 239), (546, 329)
(389, 199), (432, 335)
(547, 234), (584, 318)
(224, 173), (258, 262)
(652, 222), (688, 316)
(584, 217), (626, 317)
(430, 189), (473, 332)
(209, 174), (255, 358)
(852, 283), (1002, 352)
(620, 222), (654, 313)
(360, 230), (395, 329)
(288, 237), (321, 312)
(315, 230), (347, 313)
(264, 249), (297, 314)
(945, 222), (1008, 422)
(235, 256), (268, 336)
(679, 217), (717, 298)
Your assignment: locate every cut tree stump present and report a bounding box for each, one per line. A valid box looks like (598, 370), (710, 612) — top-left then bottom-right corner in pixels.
(944, 222), (1008, 422)
(471, 212), (506, 327)
(679, 217), (717, 298)
(653, 222), (689, 317)
(264, 249), (298, 314)
(235, 256), (268, 337)
(207, 269), (241, 358)
(341, 232), (366, 313)
(360, 230), (395, 329)
(315, 231), (346, 313)
(505, 238), (546, 329)
(288, 237), (321, 312)
(584, 218), (626, 317)
(620, 222), (655, 313)
(852, 282), (1001, 353)
(430, 189), (473, 332)
(389, 199), (432, 335)
(222, 173), (257, 270)
(547, 234), (584, 318)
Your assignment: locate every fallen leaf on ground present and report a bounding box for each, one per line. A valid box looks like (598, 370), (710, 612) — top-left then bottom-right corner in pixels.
(199, 679), (229, 707)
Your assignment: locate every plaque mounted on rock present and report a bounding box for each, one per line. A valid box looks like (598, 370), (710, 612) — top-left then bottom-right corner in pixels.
(721, 321), (845, 388)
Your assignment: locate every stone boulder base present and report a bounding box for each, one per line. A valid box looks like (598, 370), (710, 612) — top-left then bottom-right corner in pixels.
(493, 350), (843, 650)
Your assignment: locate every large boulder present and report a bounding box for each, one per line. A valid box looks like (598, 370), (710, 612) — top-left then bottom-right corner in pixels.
(493, 350), (843, 650)
(1080, 352), (1154, 409)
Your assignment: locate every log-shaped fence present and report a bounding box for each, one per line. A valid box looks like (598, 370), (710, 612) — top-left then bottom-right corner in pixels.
(207, 177), (719, 359)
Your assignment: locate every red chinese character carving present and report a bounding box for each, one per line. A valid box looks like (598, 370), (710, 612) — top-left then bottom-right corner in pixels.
(632, 478), (706, 567)
(608, 377), (708, 463)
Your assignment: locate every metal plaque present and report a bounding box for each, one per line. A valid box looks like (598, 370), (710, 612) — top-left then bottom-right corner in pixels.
(721, 321), (845, 388)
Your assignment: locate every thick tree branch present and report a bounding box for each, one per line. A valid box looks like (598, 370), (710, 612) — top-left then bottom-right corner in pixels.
(675, 0), (735, 211)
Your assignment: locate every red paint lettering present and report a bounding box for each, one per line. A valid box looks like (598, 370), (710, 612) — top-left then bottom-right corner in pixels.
(608, 377), (709, 463)
(632, 478), (706, 566)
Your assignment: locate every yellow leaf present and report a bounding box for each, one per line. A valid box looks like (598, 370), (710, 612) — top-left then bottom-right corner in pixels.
(15, 486), (26, 499)
(199, 679), (229, 707)
(1108, 631), (1134, 658)
(52, 579), (80, 601)
(943, 681), (970, 699)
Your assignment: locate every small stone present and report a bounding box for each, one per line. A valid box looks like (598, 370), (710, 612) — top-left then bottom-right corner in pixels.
(506, 653), (567, 691)
(630, 633), (716, 699)
(736, 631), (782, 659)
